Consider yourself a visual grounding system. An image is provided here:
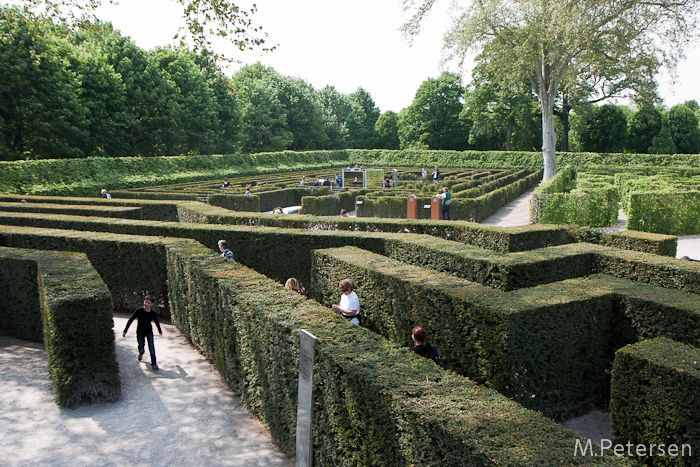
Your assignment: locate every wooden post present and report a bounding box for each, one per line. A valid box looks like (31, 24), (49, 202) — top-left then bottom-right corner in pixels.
(407, 195), (417, 219)
(431, 196), (441, 220)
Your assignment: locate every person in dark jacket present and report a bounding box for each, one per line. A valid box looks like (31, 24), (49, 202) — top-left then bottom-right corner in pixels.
(411, 326), (446, 369)
(123, 295), (163, 370)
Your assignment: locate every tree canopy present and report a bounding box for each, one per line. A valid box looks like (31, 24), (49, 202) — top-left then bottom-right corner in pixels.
(13, 0), (272, 62)
(403, 0), (700, 179)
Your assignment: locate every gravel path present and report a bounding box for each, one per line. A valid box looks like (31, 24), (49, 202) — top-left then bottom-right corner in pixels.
(0, 314), (291, 467)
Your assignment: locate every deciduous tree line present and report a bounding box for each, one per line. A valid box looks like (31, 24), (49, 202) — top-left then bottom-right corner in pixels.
(2, 7), (699, 161)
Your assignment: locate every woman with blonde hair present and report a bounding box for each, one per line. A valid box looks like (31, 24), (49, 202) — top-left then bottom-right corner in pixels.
(285, 277), (306, 296)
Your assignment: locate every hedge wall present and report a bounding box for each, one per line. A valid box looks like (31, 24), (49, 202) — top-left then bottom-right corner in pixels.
(610, 338), (699, 466)
(0, 213), (695, 300)
(310, 246), (700, 418)
(0, 247), (120, 408)
(0, 225), (170, 314)
(0, 253), (41, 341)
(347, 149), (700, 170)
(627, 191), (700, 235)
(0, 201), (143, 219)
(355, 171), (540, 222)
(165, 239), (633, 466)
(0, 194), (180, 222)
(175, 201), (575, 253)
(0, 151), (351, 197)
(531, 167), (620, 228)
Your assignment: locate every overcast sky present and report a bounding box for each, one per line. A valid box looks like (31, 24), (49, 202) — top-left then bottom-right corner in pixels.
(90, 0), (700, 114)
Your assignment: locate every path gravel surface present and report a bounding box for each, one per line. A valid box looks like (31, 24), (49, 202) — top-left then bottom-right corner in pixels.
(0, 314), (291, 467)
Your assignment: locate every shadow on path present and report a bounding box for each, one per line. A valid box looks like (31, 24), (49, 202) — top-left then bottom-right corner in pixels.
(0, 314), (291, 467)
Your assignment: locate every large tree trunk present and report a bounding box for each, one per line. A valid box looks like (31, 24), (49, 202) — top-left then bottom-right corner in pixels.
(531, 59), (559, 182)
(506, 119), (513, 151)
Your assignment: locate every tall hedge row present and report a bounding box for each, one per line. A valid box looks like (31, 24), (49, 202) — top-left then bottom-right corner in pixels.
(0, 151), (351, 196)
(310, 246), (700, 418)
(627, 191), (700, 235)
(610, 338), (699, 466)
(0, 225), (170, 313)
(0, 213), (694, 302)
(0, 247), (120, 408)
(165, 239), (633, 466)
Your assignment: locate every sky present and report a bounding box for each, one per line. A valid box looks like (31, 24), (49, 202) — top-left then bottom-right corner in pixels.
(87, 0), (700, 114)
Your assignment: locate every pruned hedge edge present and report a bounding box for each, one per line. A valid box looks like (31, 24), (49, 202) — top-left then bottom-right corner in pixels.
(0, 247), (120, 408)
(165, 239), (634, 466)
(610, 337), (699, 466)
(310, 246), (700, 418)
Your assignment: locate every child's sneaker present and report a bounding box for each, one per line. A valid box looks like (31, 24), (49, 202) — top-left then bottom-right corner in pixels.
(138, 353), (143, 361)
(151, 363), (159, 371)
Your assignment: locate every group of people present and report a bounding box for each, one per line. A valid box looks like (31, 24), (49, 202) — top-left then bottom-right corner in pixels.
(122, 240), (446, 373)
(284, 276), (445, 368)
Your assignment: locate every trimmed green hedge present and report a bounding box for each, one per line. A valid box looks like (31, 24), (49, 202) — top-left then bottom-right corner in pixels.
(166, 239), (633, 466)
(0, 151), (351, 197)
(347, 149), (700, 170)
(610, 337), (699, 466)
(310, 246), (700, 417)
(176, 201), (574, 253)
(0, 194), (180, 222)
(0, 202), (143, 219)
(595, 230), (678, 257)
(0, 225), (170, 314)
(0, 247), (120, 408)
(0, 253), (41, 341)
(356, 171), (541, 222)
(0, 212), (695, 300)
(531, 167), (620, 227)
(627, 191), (700, 235)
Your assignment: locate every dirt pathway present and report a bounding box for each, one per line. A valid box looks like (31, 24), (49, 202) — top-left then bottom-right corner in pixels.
(0, 314), (291, 467)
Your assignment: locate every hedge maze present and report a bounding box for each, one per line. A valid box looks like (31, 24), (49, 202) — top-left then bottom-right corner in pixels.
(116, 166), (541, 222)
(1, 153), (699, 466)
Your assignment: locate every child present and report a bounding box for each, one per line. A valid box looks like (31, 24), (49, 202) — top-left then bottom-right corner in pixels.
(123, 296), (163, 370)
(218, 240), (234, 261)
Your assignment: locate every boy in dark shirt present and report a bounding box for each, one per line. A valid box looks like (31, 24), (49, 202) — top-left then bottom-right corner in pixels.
(123, 296), (163, 370)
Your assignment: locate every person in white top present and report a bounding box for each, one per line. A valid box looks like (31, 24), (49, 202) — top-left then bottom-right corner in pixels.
(332, 279), (360, 325)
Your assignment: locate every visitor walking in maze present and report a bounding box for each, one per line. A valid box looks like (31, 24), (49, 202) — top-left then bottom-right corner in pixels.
(332, 279), (360, 325)
(439, 186), (451, 220)
(221, 177), (230, 188)
(411, 326), (446, 369)
(123, 296), (163, 371)
(100, 188), (111, 199)
(432, 166), (440, 182)
(218, 240), (234, 261)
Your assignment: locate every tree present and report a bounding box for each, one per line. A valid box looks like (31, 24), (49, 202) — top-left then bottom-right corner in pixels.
(398, 72), (469, 150)
(403, 0), (699, 180)
(275, 75), (328, 150)
(578, 104), (628, 153)
(668, 104), (700, 154)
(348, 87), (380, 149)
(232, 63), (292, 153)
(648, 126), (676, 155)
(16, 0), (271, 62)
(627, 106), (663, 154)
(153, 47), (222, 154)
(375, 111), (400, 149)
(464, 58), (540, 151)
(317, 86), (353, 149)
(0, 7), (88, 160)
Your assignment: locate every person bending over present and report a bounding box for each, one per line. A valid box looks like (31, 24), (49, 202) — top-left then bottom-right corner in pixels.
(332, 279), (360, 325)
